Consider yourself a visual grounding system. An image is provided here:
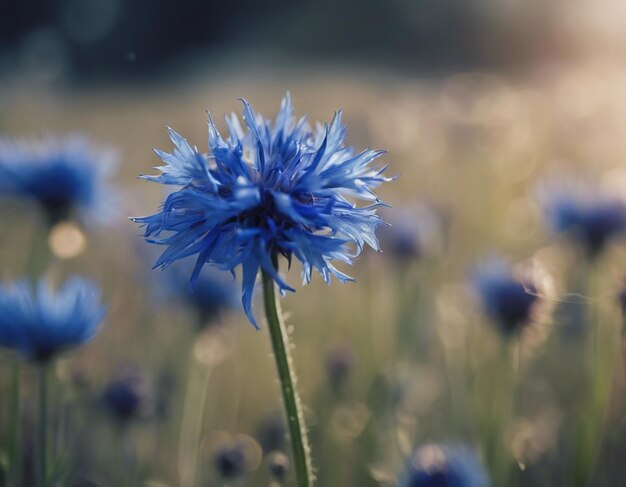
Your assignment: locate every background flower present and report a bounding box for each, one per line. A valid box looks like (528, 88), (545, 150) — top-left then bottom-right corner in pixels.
(159, 262), (239, 327)
(471, 257), (539, 337)
(0, 135), (119, 226)
(538, 180), (626, 258)
(214, 443), (248, 480)
(398, 443), (490, 487)
(0, 276), (107, 362)
(378, 204), (443, 263)
(101, 368), (150, 423)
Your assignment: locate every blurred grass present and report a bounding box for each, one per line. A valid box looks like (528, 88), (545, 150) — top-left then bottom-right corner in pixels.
(1, 58), (626, 485)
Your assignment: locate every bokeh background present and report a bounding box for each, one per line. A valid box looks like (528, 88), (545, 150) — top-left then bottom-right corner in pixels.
(2, 1), (626, 486)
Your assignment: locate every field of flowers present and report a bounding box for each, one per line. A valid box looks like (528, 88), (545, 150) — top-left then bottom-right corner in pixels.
(1, 59), (626, 486)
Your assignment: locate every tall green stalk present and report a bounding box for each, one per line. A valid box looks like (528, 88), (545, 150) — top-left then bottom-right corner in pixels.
(8, 362), (21, 487)
(34, 229), (51, 487)
(571, 264), (615, 487)
(389, 267), (417, 469)
(178, 354), (212, 487)
(261, 258), (313, 487)
(37, 365), (49, 487)
(476, 343), (515, 487)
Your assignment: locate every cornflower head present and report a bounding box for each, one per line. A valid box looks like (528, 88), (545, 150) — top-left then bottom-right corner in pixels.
(538, 179), (626, 258)
(0, 135), (118, 226)
(133, 94), (391, 327)
(0, 277), (106, 363)
(398, 443), (490, 487)
(471, 256), (539, 337)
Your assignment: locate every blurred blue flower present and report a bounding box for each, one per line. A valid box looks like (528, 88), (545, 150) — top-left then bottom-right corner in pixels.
(133, 94), (391, 327)
(472, 257), (538, 336)
(161, 263), (239, 326)
(102, 369), (149, 423)
(266, 451), (289, 482)
(539, 181), (626, 257)
(379, 204), (441, 262)
(325, 344), (356, 394)
(399, 444), (489, 487)
(0, 277), (106, 362)
(0, 135), (118, 225)
(214, 443), (247, 479)
(256, 410), (286, 452)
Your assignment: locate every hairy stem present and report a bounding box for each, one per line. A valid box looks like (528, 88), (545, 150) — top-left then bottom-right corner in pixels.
(261, 262), (313, 487)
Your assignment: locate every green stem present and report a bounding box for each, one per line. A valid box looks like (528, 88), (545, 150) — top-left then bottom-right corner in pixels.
(389, 271), (405, 469)
(178, 353), (212, 487)
(261, 260), (313, 487)
(8, 361), (21, 486)
(478, 343), (514, 487)
(26, 224), (52, 281)
(38, 365), (48, 487)
(572, 264), (600, 487)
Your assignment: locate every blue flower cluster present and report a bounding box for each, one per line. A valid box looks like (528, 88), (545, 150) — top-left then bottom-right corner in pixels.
(0, 135), (118, 225)
(399, 444), (490, 487)
(0, 277), (106, 362)
(133, 94), (391, 326)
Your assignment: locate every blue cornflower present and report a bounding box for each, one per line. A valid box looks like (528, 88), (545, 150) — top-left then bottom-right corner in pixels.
(102, 369), (149, 423)
(0, 277), (106, 362)
(472, 257), (538, 336)
(0, 135), (118, 225)
(539, 181), (626, 258)
(379, 204), (441, 262)
(133, 94), (391, 327)
(214, 443), (247, 479)
(398, 444), (490, 487)
(161, 263), (239, 326)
